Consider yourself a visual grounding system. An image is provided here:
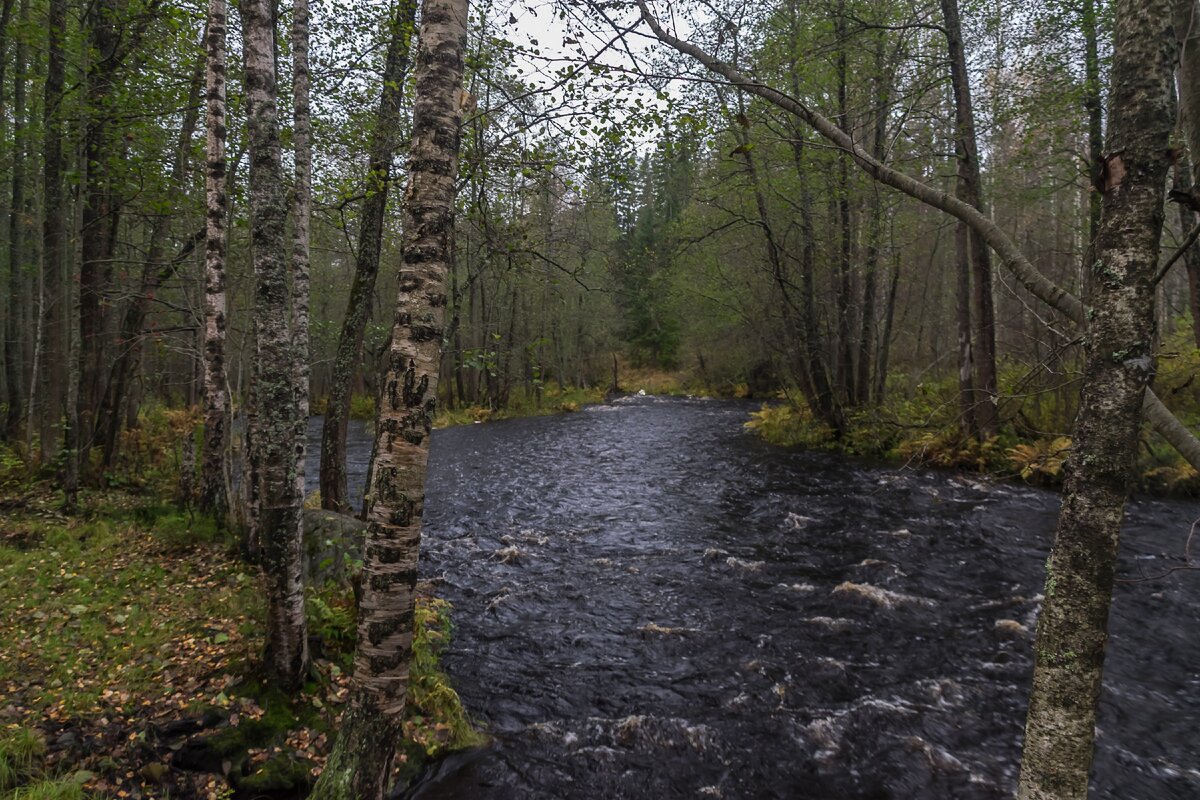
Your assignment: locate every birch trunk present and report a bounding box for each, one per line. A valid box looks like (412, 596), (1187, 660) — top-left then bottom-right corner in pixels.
(309, 0), (468, 794)
(291, 0), (312, 517)
(200, 0), (232, 519)
(320, 0), (418, 514)
(1017, 2), (1177, 796)
(241, 0), (308, 689)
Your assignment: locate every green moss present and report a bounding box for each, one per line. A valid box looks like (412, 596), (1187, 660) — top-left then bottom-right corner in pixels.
(405, 598), (487, 756)
(236, 754), (315, 794)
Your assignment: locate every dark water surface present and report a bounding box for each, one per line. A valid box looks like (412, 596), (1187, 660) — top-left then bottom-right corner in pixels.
(309, 396), (1200, 799)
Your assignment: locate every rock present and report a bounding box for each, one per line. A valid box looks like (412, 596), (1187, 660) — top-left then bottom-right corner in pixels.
(994, 619), (1029, 637)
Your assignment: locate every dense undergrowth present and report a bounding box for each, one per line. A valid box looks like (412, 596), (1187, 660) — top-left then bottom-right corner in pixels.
(0, 427), (482, 800)
(746, 330), (1200, 496)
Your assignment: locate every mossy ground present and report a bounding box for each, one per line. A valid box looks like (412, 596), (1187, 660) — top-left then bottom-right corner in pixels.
(0, 478), (481, 799)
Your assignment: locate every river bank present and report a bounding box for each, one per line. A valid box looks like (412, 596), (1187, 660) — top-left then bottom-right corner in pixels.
(743, 377), (1200, 499)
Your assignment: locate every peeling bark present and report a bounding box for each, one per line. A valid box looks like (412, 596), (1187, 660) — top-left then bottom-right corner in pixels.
(309, 0), (468, 794)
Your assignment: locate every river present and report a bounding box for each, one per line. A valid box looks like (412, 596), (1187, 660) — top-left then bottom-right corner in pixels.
(308, 395), (1200, 799)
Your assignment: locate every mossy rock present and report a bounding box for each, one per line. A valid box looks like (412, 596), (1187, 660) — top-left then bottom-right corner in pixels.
(235, 753), (315, 797)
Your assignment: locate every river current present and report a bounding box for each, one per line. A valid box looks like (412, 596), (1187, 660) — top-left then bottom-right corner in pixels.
(308, 395), (1200, 799)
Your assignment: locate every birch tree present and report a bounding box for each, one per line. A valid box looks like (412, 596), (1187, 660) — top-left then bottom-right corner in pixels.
(200, 0), (232, 520)
(291, 0), (313, 520)
(241, 0), (309, 689)
(309, 0), (468, 793)
(1017, 2), (1178, 795)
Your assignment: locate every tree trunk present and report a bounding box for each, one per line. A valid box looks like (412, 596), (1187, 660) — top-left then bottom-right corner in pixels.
(1175, 0), (1200, 347)
(789, 132), (844, 433)
(320, 0), (418, 513)
(833, 3), (855, 404)
(954, 215), (978, 439)
(856, 39), (893, 406)
(1082, 0), (1105, 253)
(4, 0), (29, 440)
(309, 0), (468, 793)
(291, 0), (313, 519)
(941, 0), (998, 438)
(1017, 2), (1177, 797)
(874, 248), (901, 402)
(241, 0), (309, 690)
(77, 0), (124, 469)
(200, 0), (233, 519)
(98, 64), (204, 469)
(38, 0), (68, 463)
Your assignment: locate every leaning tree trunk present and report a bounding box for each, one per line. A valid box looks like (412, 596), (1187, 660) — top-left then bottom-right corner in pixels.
(320, 0), (418, 513)
(199, 0), (232, 519)
(308, 0), (468, 794)
(1017, 2), (1177, 797)
(241, 0), (308, 690)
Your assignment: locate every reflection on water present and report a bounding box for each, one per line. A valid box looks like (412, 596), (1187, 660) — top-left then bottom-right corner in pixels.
(309, 396), (1200, 799)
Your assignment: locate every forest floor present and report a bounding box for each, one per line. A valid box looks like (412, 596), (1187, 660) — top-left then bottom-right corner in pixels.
(0, 486), (480, 800)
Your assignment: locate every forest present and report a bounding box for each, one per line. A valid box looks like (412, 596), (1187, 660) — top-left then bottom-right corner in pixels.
(1, 0), (1199, 797)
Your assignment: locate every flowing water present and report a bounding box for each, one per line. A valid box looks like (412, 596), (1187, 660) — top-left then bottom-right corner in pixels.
(308, 395), (1200, 799)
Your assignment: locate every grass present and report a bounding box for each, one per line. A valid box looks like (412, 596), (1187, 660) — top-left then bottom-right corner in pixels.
(4, 777), (86, 800)
(435, 383), (605, 428)
(0, 482), (482, 798)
